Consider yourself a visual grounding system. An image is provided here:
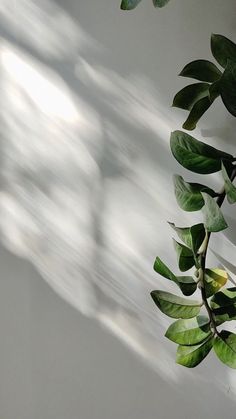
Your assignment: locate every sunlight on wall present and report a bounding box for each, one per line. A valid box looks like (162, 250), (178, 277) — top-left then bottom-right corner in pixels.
(1, 0), (236, 394)
(0, 38), (182, 381)
(0, 41), (102, 317)
(2, 49), (78, 122)
(0, 0), (100, 59)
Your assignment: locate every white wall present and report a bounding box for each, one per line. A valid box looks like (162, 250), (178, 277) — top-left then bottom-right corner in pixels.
(0, 0), (236, 418)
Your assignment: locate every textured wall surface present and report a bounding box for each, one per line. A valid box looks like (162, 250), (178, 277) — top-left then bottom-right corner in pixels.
(0, 1), (236, 418)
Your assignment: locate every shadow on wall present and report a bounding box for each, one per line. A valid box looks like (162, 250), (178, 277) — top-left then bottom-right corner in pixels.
(1, 0), (236, 397)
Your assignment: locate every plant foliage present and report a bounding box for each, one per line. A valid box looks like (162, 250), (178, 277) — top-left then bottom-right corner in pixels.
(120, 2), (236, 369)
(150, 34), (236, 369)
(173, 34), (236, 129)
(120, 0), (171, 10)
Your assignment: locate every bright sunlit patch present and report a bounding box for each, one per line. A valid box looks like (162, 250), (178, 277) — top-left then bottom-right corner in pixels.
(1, 48), (79, 122)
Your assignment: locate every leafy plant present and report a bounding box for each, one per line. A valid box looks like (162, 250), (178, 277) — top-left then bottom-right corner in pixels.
(120, 0), (171, 10)
(150, 34), (236, 368)
(172, 34), (236, 130)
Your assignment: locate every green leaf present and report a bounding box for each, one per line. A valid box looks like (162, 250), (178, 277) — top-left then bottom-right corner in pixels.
(220, 60), (236, 117)
(170, 131), (233, 174)
(120, 0), (142, 9)
(209, 80), (221, 101)
(169, 222), (205, 255)
(201, 192), (228, 232)
(204, 268), (228, 298)
(214, 331), (236, 368)
(154, 256), (177, 282)
(179, 60), (222, 82)
(211, 288), (236, 310)
(211, 287), (236, 323)
(173, 239), (195, 272)
(172, 83), (209, 111)
(182, 96), (212, 131)
(173, 175), (217, 212)
(176, 276), (197, 297)
(153, 257), (197, 296)
(150, 290), (201, 319)
(211, 34), (236, 69)
(221, 162), (236, 204)
(176, 337), (213, 368)
(153, 0), (170, 7)
(169, 223), (192, 248)
(165, 316), (212, 346)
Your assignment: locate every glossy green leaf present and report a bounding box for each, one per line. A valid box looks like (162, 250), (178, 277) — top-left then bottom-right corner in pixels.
(211, 287), (236, 323)
(214, 331), (236, 368)
(168, 222), (205, 255)
(220, 60), (236, 117)
(179, 59), (222, 82)
(176, 337), (213, 368)
(120, 0), (141, 9)
(221, 162), (236, 204)
(211, 34), (236, 69)
(204, 268), (228, 298)
(182, 96), (212, 131)
(172, 83), (209, 111)
(153, 257), (177, 282)
(153, 0), (170, 7)
(173, 240), (195, 272)
(173, 175), (216, 212)
(170, 131), (233, 174)
(150, 290), (201, 319)
(201, 192), (228, 232)
(153, 257), (196, 296)
(165, 316), (211, 345)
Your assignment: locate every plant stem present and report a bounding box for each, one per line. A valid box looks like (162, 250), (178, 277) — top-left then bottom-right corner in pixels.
(199, 165), (236, 335)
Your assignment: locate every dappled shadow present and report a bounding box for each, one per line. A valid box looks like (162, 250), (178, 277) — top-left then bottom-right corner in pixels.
(1, 0), (236, 409)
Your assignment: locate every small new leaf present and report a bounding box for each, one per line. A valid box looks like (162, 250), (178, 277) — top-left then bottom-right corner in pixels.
(214, 331), (236, 369)
(211, 34), (236, 69)
(204, 268), (228, 298)
(165, 316), (211, 345)
(201, 192), (228, 232)
(221, 162), (236, 204)
(150, 290), (201, 319)
(179, 59), (222, 83)
(170, 131), (233, 174)
(176, 337), (213, 368)
(172, 83), (209, 111)
(173, 175), (216, 212)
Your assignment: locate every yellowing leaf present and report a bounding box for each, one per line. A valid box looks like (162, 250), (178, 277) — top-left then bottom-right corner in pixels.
(204, 268), (228, 298)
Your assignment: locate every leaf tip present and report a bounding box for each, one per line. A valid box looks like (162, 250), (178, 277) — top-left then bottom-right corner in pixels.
(150, 290), (157, 304)
(182, 121), (195, 131)
(211, 33), (219, 44)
